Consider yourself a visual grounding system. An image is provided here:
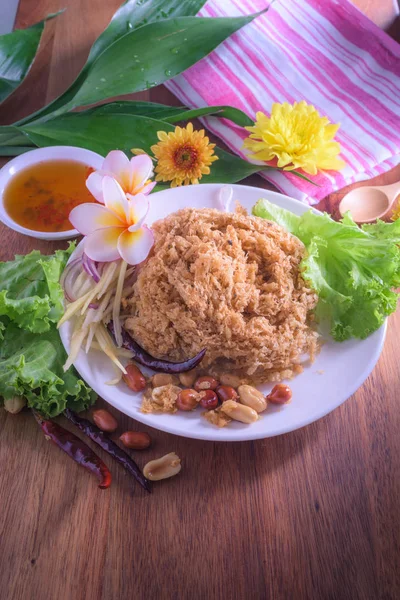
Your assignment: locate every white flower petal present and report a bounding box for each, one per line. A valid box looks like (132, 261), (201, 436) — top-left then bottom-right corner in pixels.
(102, 150), (130, 182)
(69, 203), (124, 235)
(129, 154), (154, 192)
(117, 226), (154, 265)
(140, 180), (157, 195)
(86, 171), (106, 204)
(84, 227), (123, 262)
(126, 193), (149, 231)
(102, 176), (130, 222)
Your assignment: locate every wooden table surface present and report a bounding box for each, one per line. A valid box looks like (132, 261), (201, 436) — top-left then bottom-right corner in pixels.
(1, 2), (400, 599)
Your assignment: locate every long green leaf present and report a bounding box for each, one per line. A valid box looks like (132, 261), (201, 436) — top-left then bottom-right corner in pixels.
(85, 100), (253, 126)
(20, 112), (271, 183)
(22, 113), (170, 155)
(0, 146), (34, 156)
(15, 0), (207, 125)
(87, 0), (208, 65)
(51, 14), (259, 116)
(0, 13), (59, 105)
(0, 125), (31, 146)
(82, 100), (186, 119)
(163, 105), (254, 126)
(203, 147), (274, 183)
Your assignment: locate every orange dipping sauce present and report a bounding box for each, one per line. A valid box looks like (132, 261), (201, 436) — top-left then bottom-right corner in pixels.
(4, 160), (96, 233)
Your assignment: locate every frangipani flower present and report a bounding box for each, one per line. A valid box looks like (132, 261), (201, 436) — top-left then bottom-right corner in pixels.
(243, 101), (345, 175)
(87, 150), (156, 203)
(70, 176), (154, 265)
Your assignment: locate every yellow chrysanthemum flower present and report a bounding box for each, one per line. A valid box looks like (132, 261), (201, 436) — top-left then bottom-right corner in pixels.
(150, 122), (218, 187)
(243, 101), (345, 175)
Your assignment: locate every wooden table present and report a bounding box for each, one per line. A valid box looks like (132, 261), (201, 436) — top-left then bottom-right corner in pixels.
(1, 2), (400, 599)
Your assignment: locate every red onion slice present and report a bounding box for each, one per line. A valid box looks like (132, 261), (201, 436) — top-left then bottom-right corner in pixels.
(82, 253), (101, 283)
(108, 322), (206, 373)
(60, 257), (83, 302)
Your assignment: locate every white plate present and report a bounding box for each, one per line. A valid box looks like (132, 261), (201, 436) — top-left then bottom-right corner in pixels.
(59, 184), (386, 441)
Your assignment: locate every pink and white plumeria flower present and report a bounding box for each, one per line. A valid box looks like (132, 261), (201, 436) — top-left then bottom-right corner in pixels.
(86, 150), (156, 203)
(70, 176), (154, 265)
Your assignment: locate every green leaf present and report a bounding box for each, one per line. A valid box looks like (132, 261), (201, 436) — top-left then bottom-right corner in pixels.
(84, 100), (186, 119)
(85, 100), (254, 126)
(22, 113), (164, 155)
(0, 246), (73, 333)
(0, 125), (31, 146)
(15, 0), (208, 125)
(20, 110), (311, 184)
(87, 0), (208, 65)
(0, 319), (96, 417)
(162, 105), (254, 126)
(21, 112), (275, 184)
(203, 147), (275, 183)
(253, 199), (400, 341)
(285, 170), (318, 185)
(57, 14), (259, 113)
(0, 13), (59, 105)
(0, 146), (34, 156)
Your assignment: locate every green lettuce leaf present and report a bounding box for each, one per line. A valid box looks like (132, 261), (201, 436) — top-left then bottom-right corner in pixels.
(252, 199), (301, 234)
(0, 245), (73, 332)
(253, 199), (400, 341)
(0, 318), (95, 417)
(0, 243), (95, 416)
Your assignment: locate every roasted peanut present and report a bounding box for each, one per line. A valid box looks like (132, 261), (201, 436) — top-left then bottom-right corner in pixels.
(176, 389), (199, 411)
(143, 452), (181, 481)
(152, 373), (179, 387)
(216, 385), (238, 403)
(238, 385), (267, 413)
(220, 373), (241, 388)
(123, 363), (146, 392)
(199, 390), (219, 410)
(179, 369), (198, 387)
(4, 396), (26, 414)
(220, 400), (258, 424)
(92, 409), (118, 432)
(119, 431), (151, 450)
(194, 376), (219, 392)
(267, 384), (292, 404)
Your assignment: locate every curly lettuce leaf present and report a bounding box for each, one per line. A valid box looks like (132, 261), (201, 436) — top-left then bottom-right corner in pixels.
(0, 318), (95, 417)
(0, 245), (73, 332)
(253, 199), (400, 341)
(252, 199), (301, 235)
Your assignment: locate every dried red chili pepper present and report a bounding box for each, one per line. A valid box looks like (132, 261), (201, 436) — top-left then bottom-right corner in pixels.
(65, 409), (151, 493)
(33, 411), (111, 489)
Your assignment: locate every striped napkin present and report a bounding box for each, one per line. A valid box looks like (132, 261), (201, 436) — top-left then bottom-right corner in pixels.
(166, 0), (400, 204)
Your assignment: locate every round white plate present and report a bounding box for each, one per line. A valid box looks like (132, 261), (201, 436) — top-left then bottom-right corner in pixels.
(59, 184), (386, 441)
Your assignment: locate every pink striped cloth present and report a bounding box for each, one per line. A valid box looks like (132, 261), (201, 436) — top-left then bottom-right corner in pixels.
(166, 0), (400, 204)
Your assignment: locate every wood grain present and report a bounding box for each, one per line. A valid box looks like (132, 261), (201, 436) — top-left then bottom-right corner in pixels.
(1, 2), (400, 599)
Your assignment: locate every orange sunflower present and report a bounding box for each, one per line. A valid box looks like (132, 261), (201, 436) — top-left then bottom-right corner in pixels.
(150, 122), (218, 187)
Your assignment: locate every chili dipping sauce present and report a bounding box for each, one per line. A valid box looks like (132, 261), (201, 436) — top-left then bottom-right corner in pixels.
(4, 160), (96, 232)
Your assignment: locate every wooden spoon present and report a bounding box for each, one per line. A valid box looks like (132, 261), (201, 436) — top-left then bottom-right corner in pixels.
(339, 181), (400, 223)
